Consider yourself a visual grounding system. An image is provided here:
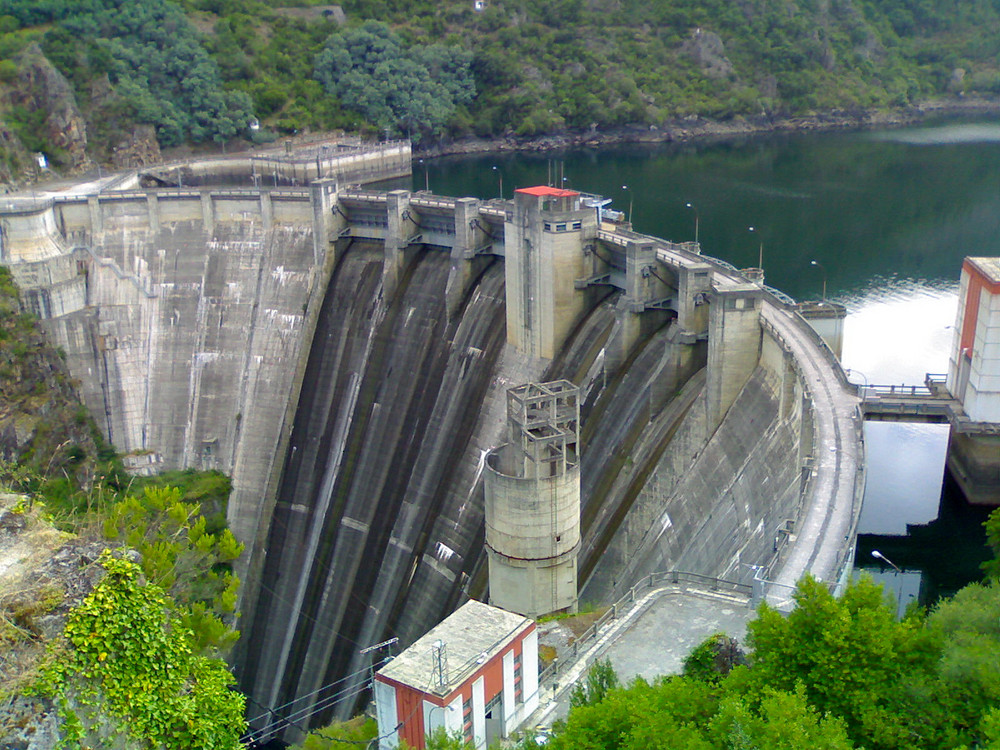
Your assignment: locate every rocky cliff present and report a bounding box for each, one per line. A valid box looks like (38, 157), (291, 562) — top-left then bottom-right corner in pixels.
(0, 494), (126, 750)
(0, 267), (104, 490)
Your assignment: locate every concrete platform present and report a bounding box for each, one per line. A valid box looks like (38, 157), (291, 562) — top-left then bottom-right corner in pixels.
(529, 583), (753, 728)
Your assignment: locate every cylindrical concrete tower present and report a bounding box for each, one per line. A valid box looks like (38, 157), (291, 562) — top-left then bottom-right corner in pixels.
(484, 381), (580, 618)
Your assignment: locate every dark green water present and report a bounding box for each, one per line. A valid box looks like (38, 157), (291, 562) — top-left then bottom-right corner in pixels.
(420, 123), (1000, 300)
(417, 120), (1000, 602)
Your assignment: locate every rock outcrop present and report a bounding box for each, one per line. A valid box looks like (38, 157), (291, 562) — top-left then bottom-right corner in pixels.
(0, 494), (117, 750)
(110, 124), (161, 169)
(681, 29), (734, 80)
(0, 268), (103, 489)
(6, 44), (90, 170)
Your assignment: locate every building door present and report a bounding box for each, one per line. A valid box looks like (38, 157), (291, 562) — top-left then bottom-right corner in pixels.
(484, 693), (503, 747)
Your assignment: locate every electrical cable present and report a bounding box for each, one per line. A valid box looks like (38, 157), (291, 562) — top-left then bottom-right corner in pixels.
(245, 662), (377, 725)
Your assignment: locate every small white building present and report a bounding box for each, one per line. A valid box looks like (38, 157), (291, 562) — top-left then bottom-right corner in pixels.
(945, 256), (1000, 504)
(374, 600), (539, 750)
(949, 257), (1000, 422)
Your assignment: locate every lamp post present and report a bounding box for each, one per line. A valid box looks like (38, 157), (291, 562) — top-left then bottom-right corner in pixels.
(425, 702), (458, 745)
(872, 549), (906, 616)
(492, 165), (503, 199)
(845, 368), (870, 402)
(810, 260), (827, 301)
(621, 185), (633, 224)
(686, 202), (699, 244)
(749, 226), (763, 268)
(872, 549), (901, 572)
(418, 159), (429, 192)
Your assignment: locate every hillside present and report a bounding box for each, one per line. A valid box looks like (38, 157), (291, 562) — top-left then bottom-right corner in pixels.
(0, 0), (998, 177)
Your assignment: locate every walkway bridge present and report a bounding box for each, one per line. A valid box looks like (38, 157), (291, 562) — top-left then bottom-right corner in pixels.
(859, 375), (1000, 435)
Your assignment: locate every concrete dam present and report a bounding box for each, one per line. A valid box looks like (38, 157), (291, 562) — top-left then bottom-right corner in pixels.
(0, 158), (863, 737)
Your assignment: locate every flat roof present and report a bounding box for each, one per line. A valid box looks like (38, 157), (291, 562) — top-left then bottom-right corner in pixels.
(515, 186), (580, 198)
(966, 257), (1000, 286)
(376, 600), (532, 697)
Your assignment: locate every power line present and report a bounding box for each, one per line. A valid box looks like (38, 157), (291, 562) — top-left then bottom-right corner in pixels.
(245, 682), (371, 744)
(245, 662), (378, 725)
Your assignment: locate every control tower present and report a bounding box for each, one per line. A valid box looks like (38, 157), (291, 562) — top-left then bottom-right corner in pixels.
(484, 381), (581, 618)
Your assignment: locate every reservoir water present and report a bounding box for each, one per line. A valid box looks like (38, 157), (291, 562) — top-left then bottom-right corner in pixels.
(420, 121), (1000, 607)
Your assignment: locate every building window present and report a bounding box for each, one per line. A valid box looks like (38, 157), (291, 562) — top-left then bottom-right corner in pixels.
(484, 693), (502, 722)
(572, 222), (582, 230)
(463, 696), (473, 743)
(556, 223), (567, 231)
(514, 652), (523, 703)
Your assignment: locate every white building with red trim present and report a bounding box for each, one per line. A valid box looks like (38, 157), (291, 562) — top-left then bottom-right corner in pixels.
(949, 257), (1000, 422)
(373, 600), (539, 750)
(946, 257), (1000, 504)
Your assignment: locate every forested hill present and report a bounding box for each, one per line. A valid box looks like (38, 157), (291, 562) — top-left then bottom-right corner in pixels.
(0, 0), (998, 178)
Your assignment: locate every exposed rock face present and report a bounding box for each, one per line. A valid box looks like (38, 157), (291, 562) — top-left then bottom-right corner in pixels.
(0, 268), (103, 488)
(7, 44), (89, 169)
(0, 118), (31, 186)
(111, 124), (161, 168)
(948, 67), (966, 94)
(681, 29), (734, 80)
(0, 495), (140, 750)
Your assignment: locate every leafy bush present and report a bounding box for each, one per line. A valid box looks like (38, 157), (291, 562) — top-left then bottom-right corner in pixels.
(34, 551), (246, 750)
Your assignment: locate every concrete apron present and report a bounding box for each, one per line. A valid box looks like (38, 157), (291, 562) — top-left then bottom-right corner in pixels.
(525, 584), (752, 731)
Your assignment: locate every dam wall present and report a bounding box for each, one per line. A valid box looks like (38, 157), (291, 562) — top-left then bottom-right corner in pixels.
(0, 175), (864, 739)
(582, 332), (816, 603)
(0, 188), (338, 564)
(143, 140), (412, 188)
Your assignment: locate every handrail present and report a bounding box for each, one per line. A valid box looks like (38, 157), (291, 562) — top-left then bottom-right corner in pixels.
(866, 383), (936, 397)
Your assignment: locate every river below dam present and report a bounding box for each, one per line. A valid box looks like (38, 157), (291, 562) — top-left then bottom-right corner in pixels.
(420, 119), (1000, 609)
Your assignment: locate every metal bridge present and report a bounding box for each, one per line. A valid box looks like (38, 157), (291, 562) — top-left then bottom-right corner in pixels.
(858, 374), (1000, 434)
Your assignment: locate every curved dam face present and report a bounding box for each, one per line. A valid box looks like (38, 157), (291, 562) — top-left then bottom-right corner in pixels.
(1, 179), (863, 740)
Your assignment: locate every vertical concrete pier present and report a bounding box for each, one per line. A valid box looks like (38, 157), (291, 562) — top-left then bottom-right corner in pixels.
(795, 301), (847, 360)
(504, 187), (597, 357)
(706, 283), (764, 430)
(484, 381), (581, 618)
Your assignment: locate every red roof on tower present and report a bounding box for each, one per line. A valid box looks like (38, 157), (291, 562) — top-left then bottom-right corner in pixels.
(515, 185), (580, 197)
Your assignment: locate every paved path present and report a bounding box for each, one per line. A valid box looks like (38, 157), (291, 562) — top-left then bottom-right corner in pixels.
(529, 585), (753, 727)
(761, 303), (862, 604)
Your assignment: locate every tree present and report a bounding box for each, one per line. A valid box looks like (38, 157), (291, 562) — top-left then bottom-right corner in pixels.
(710, 684), (854, 749)
(922, 581), (1000, 748)
(983, 507), (1000, 580)
(569, 657), (619, 707)
(745, 574), (939, 747)
(100, 485), (244, 652)
(313, 21), (474, 143)
(291, 716), (377, 750)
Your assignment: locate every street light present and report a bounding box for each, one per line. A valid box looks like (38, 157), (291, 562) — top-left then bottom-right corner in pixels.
(871, 549), (901, 572)
(845, 368), (870, 401)
(492, 165), (503, 200)
(810, 259), (827, 301)
(871, 549), (906, 617)
(686, 202), (699, 244)
(418, 159), (429, 192)
(621, 185), (633, 224)
(749, 226), (763, 269)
